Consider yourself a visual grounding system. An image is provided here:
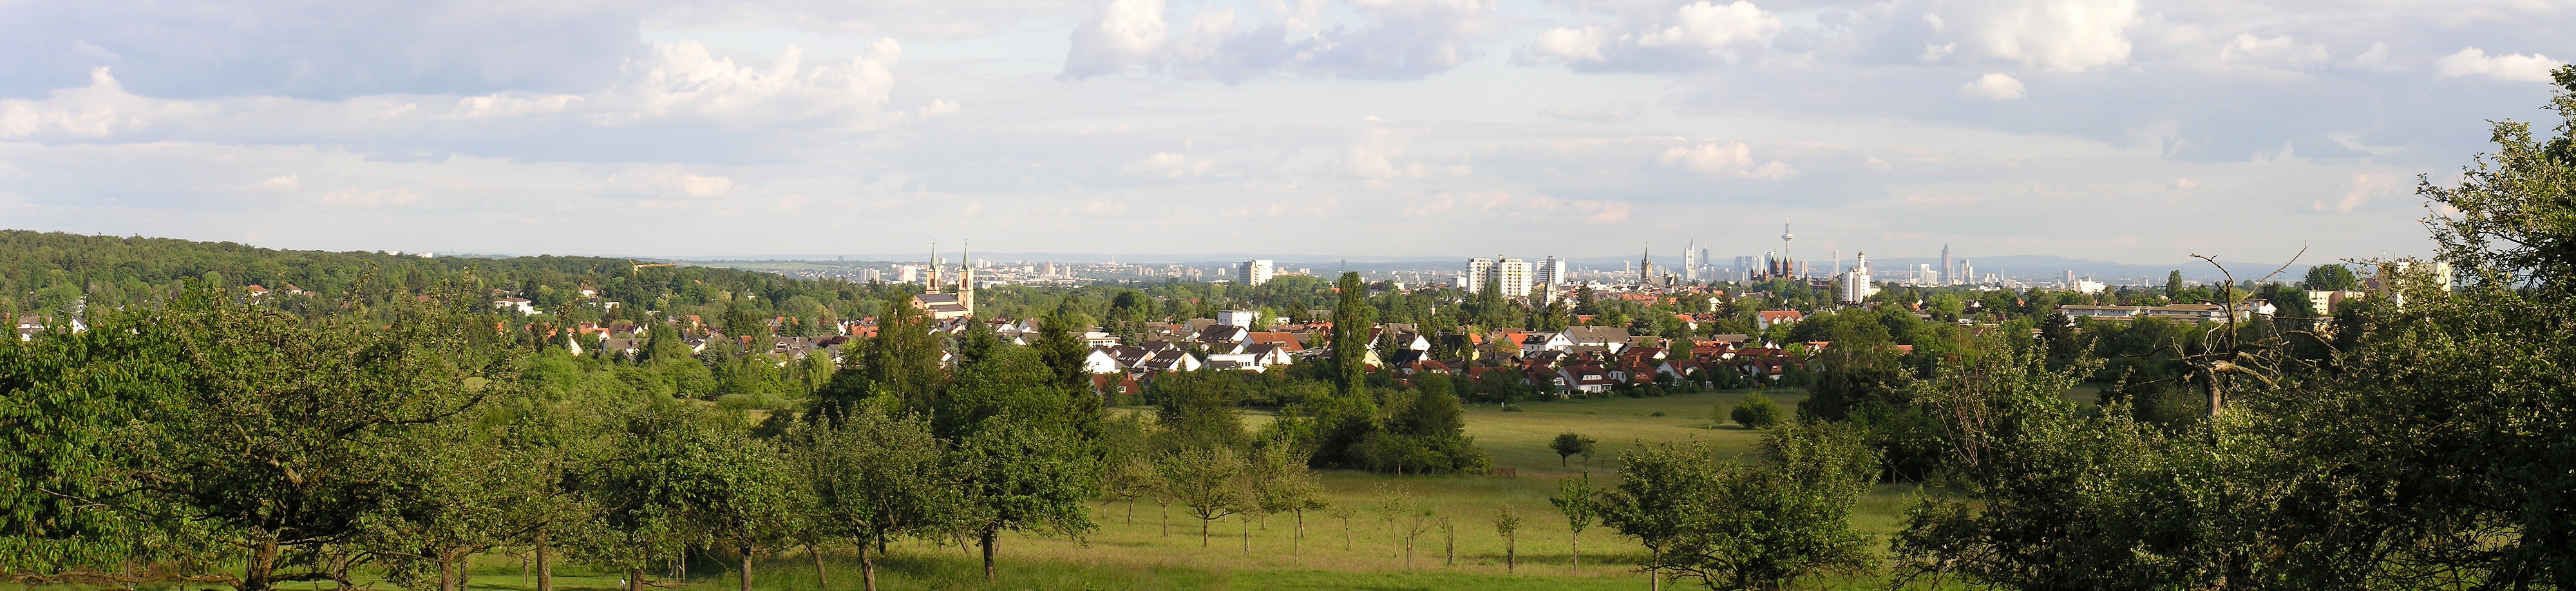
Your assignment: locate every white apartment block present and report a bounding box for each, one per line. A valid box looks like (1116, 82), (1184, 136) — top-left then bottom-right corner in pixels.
(1464, 256), (1535, 297)
(1535, 256), (1569, 287)
(1239, 259), (1275, 287)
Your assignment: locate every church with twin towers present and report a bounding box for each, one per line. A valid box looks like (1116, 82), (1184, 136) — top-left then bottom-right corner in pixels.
(910, 240), (978, 320)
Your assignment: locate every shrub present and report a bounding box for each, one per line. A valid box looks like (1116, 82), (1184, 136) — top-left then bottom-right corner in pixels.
(1732, 393), (1784, 429)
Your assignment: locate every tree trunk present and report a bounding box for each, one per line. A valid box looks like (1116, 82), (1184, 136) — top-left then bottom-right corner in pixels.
(1505, 537), (1515, 575)
(1292, 511), (1303, 559)
(459, 550), (473, 591)
(808, 543), (828, 590)
(1125, 498), (1135, 525)
(626, 568), (644, 591)
(535, 530), (553, 591)
(737, 545), (754, 591)
(243, 539), (280, 591)
(1569, 530), (1580, 574)
(1200, 517), (1211, 547)
(1341, 518), (1352, 550)
(1242, 514), (1251, 555)
(1648, 548), (1660, 591)
(858, 538), (878, 591)
(978, 528), (998, 582)
(438, 553), (457, 591)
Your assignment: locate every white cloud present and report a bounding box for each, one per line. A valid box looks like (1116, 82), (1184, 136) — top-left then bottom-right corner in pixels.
(2168, 177), (2195, 190)
(1519, 1), (1785, 70)
(245, 174), (302, 192)
(0, 68), (214, 140)
(1659, 141), (1797, 178)
(1527, 26), (1610, 64)
(1634, 1), (1782, 49)
(1062, 0), (1497, 81)
(1122, 152), (1213, 177)
(1937, 0), (2138, 72)
(1060, 0), (1168, 79)
(2348, 42), (2398, 71)
(587, 40), (905, 127)
(1956, 73), (2027, 100)
(602, 167), (738, 200)
(2219, 34), (2327, 70)
(2433, 47), (2564, 82)
(2313, 173), (2394, 213)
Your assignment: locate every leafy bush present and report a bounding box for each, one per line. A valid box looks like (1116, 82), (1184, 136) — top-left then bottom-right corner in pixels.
(1732, 393), (1784, 429)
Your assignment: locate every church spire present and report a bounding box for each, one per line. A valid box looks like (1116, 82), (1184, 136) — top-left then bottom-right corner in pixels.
(1640, 239), (1654, 288)
(928, 239), (942, 294)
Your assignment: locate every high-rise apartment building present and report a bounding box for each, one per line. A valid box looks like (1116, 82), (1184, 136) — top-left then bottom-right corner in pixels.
(1465, 256), (1534, 297)
(1535, 256), (1569, 287)
(1240, 259), (1275, 286)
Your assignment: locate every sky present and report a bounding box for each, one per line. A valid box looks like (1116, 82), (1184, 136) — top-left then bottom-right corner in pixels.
(0, 0), (2567, 265)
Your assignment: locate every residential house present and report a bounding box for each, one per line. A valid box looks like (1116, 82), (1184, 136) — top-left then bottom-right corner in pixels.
(1756, 310), (1804, 331)
(1563, 326), (1631, 353)
(1519, 332), (1573, 357)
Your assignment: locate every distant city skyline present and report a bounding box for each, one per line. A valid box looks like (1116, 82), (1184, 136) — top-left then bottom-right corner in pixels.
(3, 0), (2559, 263)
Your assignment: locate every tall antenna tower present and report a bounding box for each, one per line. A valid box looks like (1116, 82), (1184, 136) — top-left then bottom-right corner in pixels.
(1780, 219), (1795, 277)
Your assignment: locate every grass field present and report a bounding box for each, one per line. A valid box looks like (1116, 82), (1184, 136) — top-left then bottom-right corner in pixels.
(170, 388), (1942, 591)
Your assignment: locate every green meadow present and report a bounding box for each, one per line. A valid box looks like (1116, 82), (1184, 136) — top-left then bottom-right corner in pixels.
(392, 388), (1935, 591)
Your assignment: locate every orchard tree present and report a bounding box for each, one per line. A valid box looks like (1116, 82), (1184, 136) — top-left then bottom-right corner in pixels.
(0, 283), (517, 591)
(1550, 474), (1600, 574)
(1155, 446), (1247, 547)
(793, 406), (958, 591)
(1550, 432), (1596, 467)
(949, 418), (1097, 581)
(1491, 505), (1524, 575)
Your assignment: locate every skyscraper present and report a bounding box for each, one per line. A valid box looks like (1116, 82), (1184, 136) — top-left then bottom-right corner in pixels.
(1465, 258), (1494, 293)
(1684, 239), (1700, 281)
(1941, 244), (1953, 286)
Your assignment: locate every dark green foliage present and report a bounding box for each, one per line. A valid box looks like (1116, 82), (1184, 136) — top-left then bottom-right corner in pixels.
(2300, 264), (2361, 291)
(1551, 432), (1598, 467)
(0, 282), (520, 591)
(1330, 272), (1374, 395)
(1730, 393), (1783, 429)
(1602, 424), (1879, 590)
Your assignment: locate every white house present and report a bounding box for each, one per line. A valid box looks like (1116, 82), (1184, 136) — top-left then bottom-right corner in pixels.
(493, 298), (536, 315)
(1519, 332), (1573, 356)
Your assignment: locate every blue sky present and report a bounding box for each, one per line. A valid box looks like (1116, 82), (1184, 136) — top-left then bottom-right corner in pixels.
(0, 0), (2566, 264)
